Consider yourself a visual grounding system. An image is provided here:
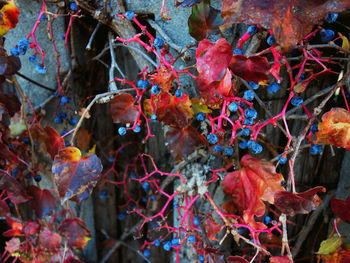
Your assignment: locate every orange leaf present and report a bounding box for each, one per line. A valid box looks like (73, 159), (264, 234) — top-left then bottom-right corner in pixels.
(222, 155), (285, 228)
(58, 217), (91, 249)
(76, 128), (92, 151)
(269, 256), (291, 263)
(222, 0), (350, 52)
(52, 147), (103, 204)
(315, 108), (350, 151)
(274, 186), (326, 216)
(204, 217), (221, 241)
(110, 93), (139, 124)
(31, 124), (65, 159)
(150, 66), (176, 92)
(0, 1), (20, 36)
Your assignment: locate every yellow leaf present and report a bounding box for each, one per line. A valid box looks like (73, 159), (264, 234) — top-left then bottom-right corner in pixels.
(84, 144), (96, 156)
(316, 236), (342, 255)
(191, 98), (212, 114)
(9, 119), (26, 138)
(339, 33), (350, 50)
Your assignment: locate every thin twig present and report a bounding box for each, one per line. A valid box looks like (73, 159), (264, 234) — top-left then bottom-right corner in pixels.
(15, 72), (55, 92)
(86, 21), (101, 50)
(280, 214), (294, 262)
(298, 44), (350, 55)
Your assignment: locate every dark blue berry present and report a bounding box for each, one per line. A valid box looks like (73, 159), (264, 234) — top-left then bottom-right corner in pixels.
(320, 29), (335, 43)
(206, 133), (218, 144)
(213, 145), (223, 153)
(233, 48), (243, 55)
(60, 96), (68, 106)
(154, 37), (165, 49)
(163, 241), (172, 251)
(325, 13), (338, 23)
(228, 102), (238, 112)
(118, 127), (127, 135)
(278, 154), (287, 164)
(249, 81), (259, 90)
(311, 144), (322, 155)
(311, 124), (319, 133)
(224, 147), (234, 156)
(25, 174), (31, 179)
(175, 90), (183, 98)
(60, 33), (66, 40)
(11, 168), (19, 178)
(133, 125), (141, 133)
(247, 140), (255, 149)
(65, 142), (70, 147)
(99, 189), (108, 199)
(154, 239), (160, 246)
(10, 48), (19, 56)
(251, 143), (263, 154)
(108, 157), (114, 162)
(199, 255), (204, 263)
(239, 140), (248, 149)
(267, 82), (279, 94)
(34, 175), (42, 182)
(244, 90), (255, 101)
(151, 85), (161, 95)
(188, 235), (196, 243)
(29, 55), (37, 63)
(244, 118), (254, 126)
(58, 111), (68, 119)
(241, 128), (250, 136)
(70, 2), (78, 11)
(137, 79), (149, 89)
(245, 108), (257, 119)
(196, 112), (205, 121)
(264, 216), (271, 225)
(69, 118), (77, 125)
(118, 213), (127, 220)
(54, 117), (63, 124)
(142, 182), (149, 192)
(267, 35), (275, 46)
(171, 238), (180, 247)
(193, 217), (199, 226)
(150, 195), (155, 201)
(151, 114), (157, 121)
(125, 11), (135, 20)
(247, 25), (258, 36)
(142, 197), (148, 203)
(291, 96), (303, 107)
(18, 38), (30, 55)
(35, 63), (47, 74)
(143, 250), (150, 258)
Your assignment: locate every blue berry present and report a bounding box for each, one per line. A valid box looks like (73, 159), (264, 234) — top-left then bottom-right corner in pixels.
(311, 124), (319, 133)
(233, 48), (243, 55)
(247, 140), (255, 149)
(99, 189), (108, 199)
(241, 128), (250, 136)
(193, 217), (199, 226)
(251, 143), (263, 154)
(10, 48), (19, 56)
(25, 174), (31, 179)
(213, 145), (223, 153)
(154, 37), (165, 49)
(224, 147), (234, 156)
(199, 255), (204, 263)
(69, 118), (77, 125)
(142, 182), (149, 192)
(34, 141), (38, 149)
(108, 157), (114, 163)
(264, 216), (271, 225)
(239, 140), (248, 149)
(267, 35), (275, 46)
(171, 238), (180, 247)
(278, 154), (287, 164)
(118, 213), (127, 220)
(54, 117), (63, 124)
(247, 25), (258, 36)
(311, 144), (323, 155)
(151, 114), (157, 121)
(29, 55), (37, 63)
(244, 118), (254, 126)
(206, 133), (218, 144)
(40, 14), (46, 22)
(188, 235), (196, 243)
(130, 173), (136, 178)
(267, 82), (279, 94)
(163, 241), (172, 251)
(320, 29), (335, 43)
(125, 11), (135, 20)
(142, 197), (147, 203)
(173, 203), (178, 208)
(11, 168), (19, 178)
(118, 127), (127, 135)
(60, 33), (66, 40)
(58, 111), (68, 119)
(18, 38), (30, 55)
(70, 2), (78, 11)
(245, 108), (257, 119)
(325, 13), (338, 23)
(34, 175), (42, 182)
(154, 239), (160, 247)
(291, 96), (303, 107)
(151, 85), (161, 95)
(196, 112), (205, 121)
(35, 63), (47, 74)
(228, 102), (238, 112)
(150, 195), (155, 201)
(175, 90), (183, 98)
(244, 90), (255, 101)
(249, 81), (259, 90)
(133, 125), (141, 133)
(65, 142), (70, 147)
(137, 79), (149, 89)
(143, 249), (150, 258)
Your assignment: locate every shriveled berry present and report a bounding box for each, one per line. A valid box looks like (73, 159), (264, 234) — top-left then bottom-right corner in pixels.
(34, 175), (42, 182)
(249, 81), (259, 90)
(325, 13), (338, 23)
(311, 144), (322, 155)
(18, 38), (30, 55)
(163, 241), (171, 251)
(70, 2), (78, 11)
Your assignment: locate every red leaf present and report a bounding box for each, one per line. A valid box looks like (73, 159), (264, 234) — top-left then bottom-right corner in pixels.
(27, 185), (57, 218)
(31, 124), (65, 159)
(0, 94), (21, 117)
(315, 108), (350, 151)
(269, 256), (291, 263)
(0, 169), (28, 204)
(222, 155), (285, 228)
(0, 199), (9, 215)
(331, 197), (350, 224)
(274, 186), (326, 216)
(52, 147), (103, 204)
(229, 55), (270, 83)
(110, 93), (139, 124)
(221, 0), (350, 51)
(227, 256), (249, 263)
(23, 220), (40, 236)
(0, 139), (18, 163)
(3, 215), (22, 237)
(150, 66), (176, 92)
(204, 247), (225, 263)
(204, 217), (221, 241)
(38, 228), (62, 252)
(196, 38), (233, 84)
(58, 217), (91, 249)
(165, 126), (205, 162)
